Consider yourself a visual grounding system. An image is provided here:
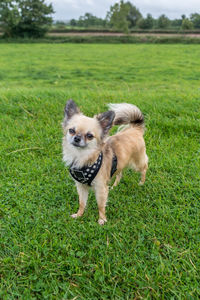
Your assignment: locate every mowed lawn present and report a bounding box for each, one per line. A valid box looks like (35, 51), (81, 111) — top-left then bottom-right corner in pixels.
(0, 44), (200, 299)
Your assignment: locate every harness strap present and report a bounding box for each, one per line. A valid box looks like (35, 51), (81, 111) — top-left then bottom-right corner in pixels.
(69, 152), (103, 186)
(110, 154), (117, 178)
(69, 151), (117, 185)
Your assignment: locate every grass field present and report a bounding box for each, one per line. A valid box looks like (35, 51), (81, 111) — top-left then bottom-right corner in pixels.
(0, 44), (200, 299)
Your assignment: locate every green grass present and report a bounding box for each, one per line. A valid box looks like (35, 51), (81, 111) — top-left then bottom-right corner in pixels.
(0, 44), (200, 299)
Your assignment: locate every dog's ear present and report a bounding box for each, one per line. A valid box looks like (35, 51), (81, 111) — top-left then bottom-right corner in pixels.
(96, 110), (115, 137)
(64, 99), (80, 121)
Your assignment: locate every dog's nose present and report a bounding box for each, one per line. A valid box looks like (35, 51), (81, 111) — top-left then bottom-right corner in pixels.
(74, 135), (81, 143)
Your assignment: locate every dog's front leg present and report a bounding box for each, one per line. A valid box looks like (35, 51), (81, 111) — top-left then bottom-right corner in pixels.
(71, 182), (89, 218)
(94, 184), (109, 225)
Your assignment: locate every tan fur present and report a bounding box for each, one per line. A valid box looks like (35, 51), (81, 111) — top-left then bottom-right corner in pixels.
(62, 102), (148, 225)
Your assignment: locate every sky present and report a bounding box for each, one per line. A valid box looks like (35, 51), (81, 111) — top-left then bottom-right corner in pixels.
(46, 0), (200, 21)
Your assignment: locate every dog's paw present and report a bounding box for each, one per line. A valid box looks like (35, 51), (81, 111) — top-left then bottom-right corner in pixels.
(138, 181), (144, 186)
(98, 219), (107, 226)
(71, 213), (79, 218)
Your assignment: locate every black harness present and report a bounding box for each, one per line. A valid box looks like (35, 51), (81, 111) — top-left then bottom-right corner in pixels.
(110, 154), (118, 178)
(69, 151), (117, 186)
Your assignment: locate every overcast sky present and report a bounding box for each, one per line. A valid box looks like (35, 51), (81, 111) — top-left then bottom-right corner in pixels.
(46, 0), (200, 21)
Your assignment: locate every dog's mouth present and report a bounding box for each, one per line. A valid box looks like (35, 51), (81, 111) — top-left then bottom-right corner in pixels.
(72, 141), (86, 148)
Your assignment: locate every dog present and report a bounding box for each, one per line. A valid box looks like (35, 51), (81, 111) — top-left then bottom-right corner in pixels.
(62, 100), (148, 225)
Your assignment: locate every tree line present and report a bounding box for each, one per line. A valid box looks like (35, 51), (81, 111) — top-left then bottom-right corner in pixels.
(69, 1), (200, 32)
(0, 0), (200, 38)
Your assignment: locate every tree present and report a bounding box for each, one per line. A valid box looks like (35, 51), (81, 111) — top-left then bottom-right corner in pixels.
(77, 13), (106, 28)
(157, 14), (170, 28)
(0, 0), (54, 38)
(171, 18), (182, 28)
(190, 13), (200, 28)
(107, 0), (142, 33)
(181, 18), (193, 30)
(126, 1), (142, 28)
(71, 13), (106, 28)
(107, 1), (130, 33)
(70, 19), (77, 27)
(137, 14), (154, 29)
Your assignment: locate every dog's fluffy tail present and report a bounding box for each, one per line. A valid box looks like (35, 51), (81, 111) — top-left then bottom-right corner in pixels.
(108, 103), (144, 130)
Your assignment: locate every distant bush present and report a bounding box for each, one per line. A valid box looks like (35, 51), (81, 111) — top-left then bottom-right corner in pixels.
(181, 19), (194, 30)
(1, 35), (200, 44)
(190, 13), (200, 28)
(157, 15), (170, 28)
(73, 13), (107, 28)
(137, 14), (154, 29)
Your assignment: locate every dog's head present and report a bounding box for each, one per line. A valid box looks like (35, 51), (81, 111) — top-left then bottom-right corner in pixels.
(63, 99), (115, 150)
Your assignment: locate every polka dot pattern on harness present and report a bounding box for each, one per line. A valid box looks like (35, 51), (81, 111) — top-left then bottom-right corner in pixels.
(69, 152), (103, 186)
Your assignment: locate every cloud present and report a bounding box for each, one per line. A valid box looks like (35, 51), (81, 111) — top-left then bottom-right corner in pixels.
(133, 0), (200, 18)
(46, 0), (115, 20)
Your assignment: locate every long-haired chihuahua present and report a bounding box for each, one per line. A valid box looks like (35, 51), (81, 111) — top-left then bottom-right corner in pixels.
(62, 100), (148, 225)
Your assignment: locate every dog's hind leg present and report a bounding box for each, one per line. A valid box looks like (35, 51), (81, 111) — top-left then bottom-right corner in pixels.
(111, 172), (122, 189)
(139, 167), (147, 185)
(71, 182), (89, 218)
(138, 155), (148, 185)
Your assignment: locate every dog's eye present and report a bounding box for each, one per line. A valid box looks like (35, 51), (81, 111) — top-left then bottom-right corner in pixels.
(86, 133), (94, 140)
(69, 128), (75, 135)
